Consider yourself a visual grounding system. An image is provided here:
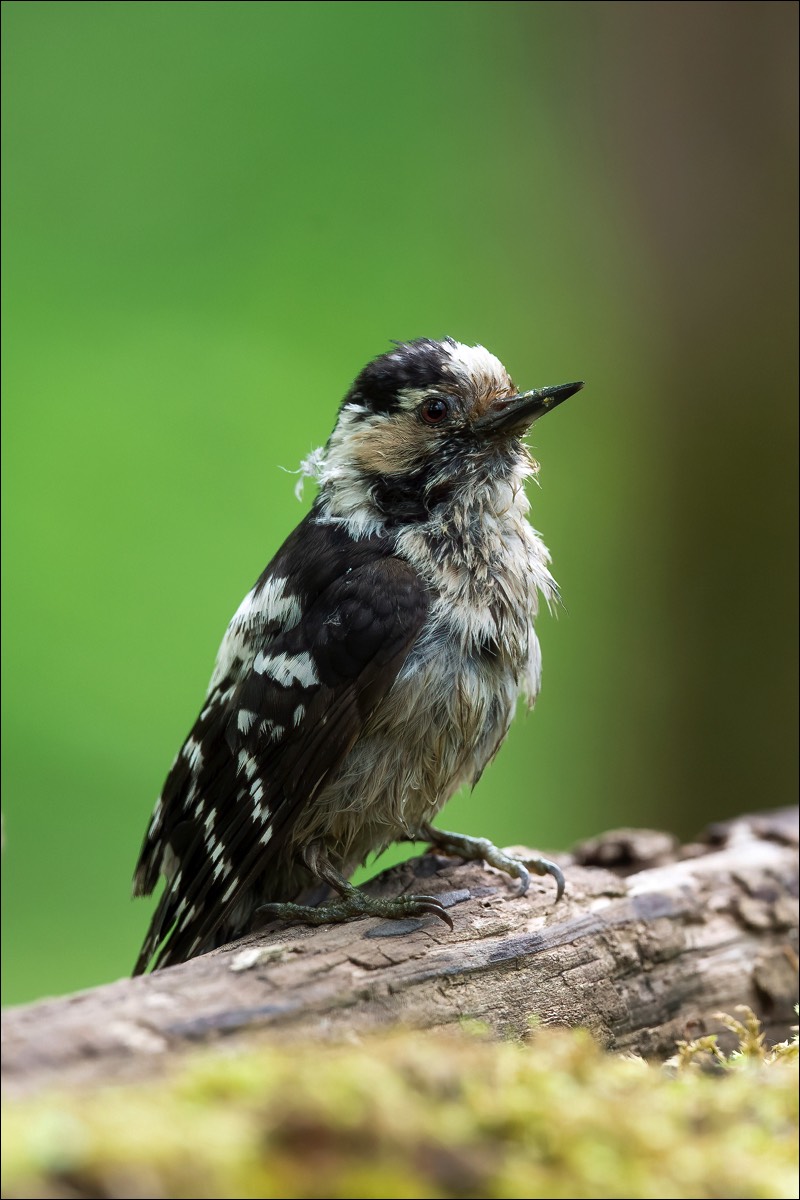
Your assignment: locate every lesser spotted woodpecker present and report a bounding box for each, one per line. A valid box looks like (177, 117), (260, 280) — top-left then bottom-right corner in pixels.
(133, 338), (583, 973)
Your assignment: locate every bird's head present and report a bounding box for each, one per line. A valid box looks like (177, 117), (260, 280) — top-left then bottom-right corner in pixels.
(304, 338), (583, 535)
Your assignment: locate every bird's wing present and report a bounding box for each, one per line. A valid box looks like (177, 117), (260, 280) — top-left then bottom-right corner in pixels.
(133, 511), (385, 900)
(132, 554), (429, 973)
(132, 563), (302, 901)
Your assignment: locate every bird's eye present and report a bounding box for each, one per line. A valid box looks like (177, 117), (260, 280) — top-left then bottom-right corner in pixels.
(419, 396), (451, 426)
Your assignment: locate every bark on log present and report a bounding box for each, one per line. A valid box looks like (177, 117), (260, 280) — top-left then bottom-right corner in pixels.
(3, 809), (798, 1098)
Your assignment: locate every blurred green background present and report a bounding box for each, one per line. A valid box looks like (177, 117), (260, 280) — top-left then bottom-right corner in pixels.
(2, 1), (797, 1006)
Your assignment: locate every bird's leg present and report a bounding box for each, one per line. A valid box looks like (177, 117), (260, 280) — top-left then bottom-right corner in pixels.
(256, 841), (454, 929)
(419, 822), (565, 902)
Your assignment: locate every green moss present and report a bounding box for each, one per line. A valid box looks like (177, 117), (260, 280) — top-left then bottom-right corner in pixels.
(3, 1012), (797, 1199)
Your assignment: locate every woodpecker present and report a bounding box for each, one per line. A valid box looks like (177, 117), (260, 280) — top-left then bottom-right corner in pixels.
(132, 338), (583, 973)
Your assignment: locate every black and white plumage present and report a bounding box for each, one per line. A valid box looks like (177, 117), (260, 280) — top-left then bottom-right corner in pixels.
(133, 338), (583, 973)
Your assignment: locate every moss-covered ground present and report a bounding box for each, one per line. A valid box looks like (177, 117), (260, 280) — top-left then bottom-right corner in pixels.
(2, 1009), (797, 1199)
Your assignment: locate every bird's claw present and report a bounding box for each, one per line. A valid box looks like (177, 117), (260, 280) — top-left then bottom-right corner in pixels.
(523, 856), (566, 902)
(423, 825), (565, 903)
(398, 895), (454, 929)
(257, 889), (454, 930)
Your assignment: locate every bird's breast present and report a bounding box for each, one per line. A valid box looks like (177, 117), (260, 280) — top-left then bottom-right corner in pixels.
(296, 572), (543, 873)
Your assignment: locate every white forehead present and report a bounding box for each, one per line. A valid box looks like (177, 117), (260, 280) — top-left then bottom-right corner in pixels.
(441, 340), (512, 392)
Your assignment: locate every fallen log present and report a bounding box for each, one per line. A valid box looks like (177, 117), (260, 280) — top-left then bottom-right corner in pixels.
(2, 808), (797, 1097)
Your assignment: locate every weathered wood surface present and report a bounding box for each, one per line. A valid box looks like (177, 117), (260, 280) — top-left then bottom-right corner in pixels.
(2, 809), (797, 1097)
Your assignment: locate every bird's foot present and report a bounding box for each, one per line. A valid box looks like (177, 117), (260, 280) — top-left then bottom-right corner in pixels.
(421, 824), (565, 902)
(257, 883), (454, 929)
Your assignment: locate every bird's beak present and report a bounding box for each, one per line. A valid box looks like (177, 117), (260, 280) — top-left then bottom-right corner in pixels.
(475, 381), (584, 435)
